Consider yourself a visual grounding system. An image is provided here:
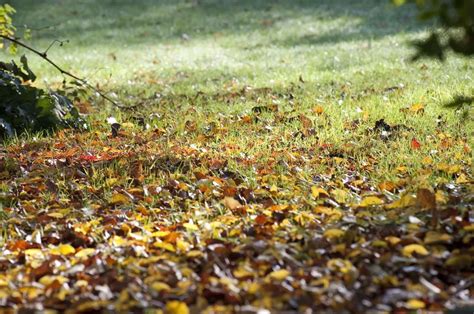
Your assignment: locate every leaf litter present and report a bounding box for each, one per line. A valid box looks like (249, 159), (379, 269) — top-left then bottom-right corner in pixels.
(0, 96), (473, 313)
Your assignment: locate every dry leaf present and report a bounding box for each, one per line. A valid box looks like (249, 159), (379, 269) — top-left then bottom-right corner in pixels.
(402, 244), (429, 257)
(165, 301), (189, 314)
(109, 193), (131, 205)
(416, 188), (436, 209)
(267, 269), (290, 281)
(359, 196), (384, 207)
(222, 196), (241, 210)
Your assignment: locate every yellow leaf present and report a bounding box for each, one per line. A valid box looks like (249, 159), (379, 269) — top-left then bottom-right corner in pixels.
(456, 173), (469, 184)
(121, 122), (135, 129)
(385, 236), (401, 246)
(222, 196), (241, 210)
(110, 235), (128, 247)
(233, 267), (254, 279)
(396, 166), (408, 173)
(109, 193), (131, 205)
(406, 299), (425, 310)
(313, 105), (324, 115)
(464, 224), (474, 232)
(47, 212), (64, 219)
(435, 190), (448, 205)
(270, 184), (278, 193)
(20, 286), (42, 300)
(0, 289), (8, 298)
(327, 258), (354, 274)
(402, 244), (429, 257)
(408, 103), (425, 114)
(39, 275), (69, 286)
(448, 165), (461, 175)
(424, 231), (452, 245)
(154, 242), (175, 252)
(183, 222), (199, 232)
(176, 239), (190, 252)
(267, 269), (290, 281)
(311, 186), (329, 198)
(151, 231), (171, 238)
(267, 204), (289, 211)
(151, 281), (171, 292)
(246, 282), (262, 294)
(323, 228), (345, 239)
(331, 189), (348, 204)
(186, 250), (203, 258)
(359, 196), (384, 207)
(372, 240), (388, 248)
(75, 248), (96, 259)
(313, 206), (343, 222)
(165, 301), (189, 314)
(24, 249), (44, 260)
(51, 244), (76, 255)
(386, 194), (417, 209)
(106, 178), (118, 186)
(421, 156), (433, 165)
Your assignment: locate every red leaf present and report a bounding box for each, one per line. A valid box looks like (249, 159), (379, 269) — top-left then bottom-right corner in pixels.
(79, 154), (98, 162)
(411, 138), (421, 150)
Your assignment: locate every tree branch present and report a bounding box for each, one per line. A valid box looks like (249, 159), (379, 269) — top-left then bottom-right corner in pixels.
(0, 34), (128, 109)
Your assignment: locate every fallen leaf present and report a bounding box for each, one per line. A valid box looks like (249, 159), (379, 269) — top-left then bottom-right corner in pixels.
(402, 244), (429, 257)
(386, 194), (417, 209)
(50, 244), (76, 255)
(359, 196), (384, 207)
(109, 193), (131, 205)
(165, 301), (189, 314)
(411, 138), (421, 150)
(406, 299), (425, 309)
(75, 248), (96, 259)
(416, 188), (436, 209)
(267, 269), (290, 281)
(408, 103), (425, 114)
(445, 255), (472, 269)
(151, 281), (171, 292)
(331, 189), (348, 204)
(385, 236), (401, 246)
(424, 231), (451, 245)
(323, 228), (345, 239)
(183, 222), (199, 232)
(311, 186), (329, 198)
(154, 242), (175, 252)
(378, 181), (396, 192)
(222, 196), (241, 210)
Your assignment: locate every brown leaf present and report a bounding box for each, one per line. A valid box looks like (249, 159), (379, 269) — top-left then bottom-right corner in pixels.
(416, 188), (436, 209)
(222, 196), (241, 210)
(130, 159), (144, 184)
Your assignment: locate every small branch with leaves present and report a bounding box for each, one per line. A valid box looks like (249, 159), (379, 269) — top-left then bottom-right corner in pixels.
(0, 34), (130, 109)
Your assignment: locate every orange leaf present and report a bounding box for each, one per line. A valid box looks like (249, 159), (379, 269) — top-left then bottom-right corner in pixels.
(313, 105), (324, 115)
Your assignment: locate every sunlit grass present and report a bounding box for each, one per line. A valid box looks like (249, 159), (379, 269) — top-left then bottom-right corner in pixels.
(2, 0), (472, 187)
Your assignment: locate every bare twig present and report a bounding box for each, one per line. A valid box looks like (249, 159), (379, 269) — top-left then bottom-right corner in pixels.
(44, 39), (69, 55)
(0, 34), (128, 109)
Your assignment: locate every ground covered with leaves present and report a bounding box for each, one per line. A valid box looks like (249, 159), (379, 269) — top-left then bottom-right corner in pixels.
(1, 0), (474, 313)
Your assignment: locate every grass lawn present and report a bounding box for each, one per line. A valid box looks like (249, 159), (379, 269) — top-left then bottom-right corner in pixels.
(1, 0), (473, 312)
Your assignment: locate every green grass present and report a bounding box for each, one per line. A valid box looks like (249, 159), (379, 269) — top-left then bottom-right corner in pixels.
(1, 0), (473, 312)
(6, 0), (472, 182)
